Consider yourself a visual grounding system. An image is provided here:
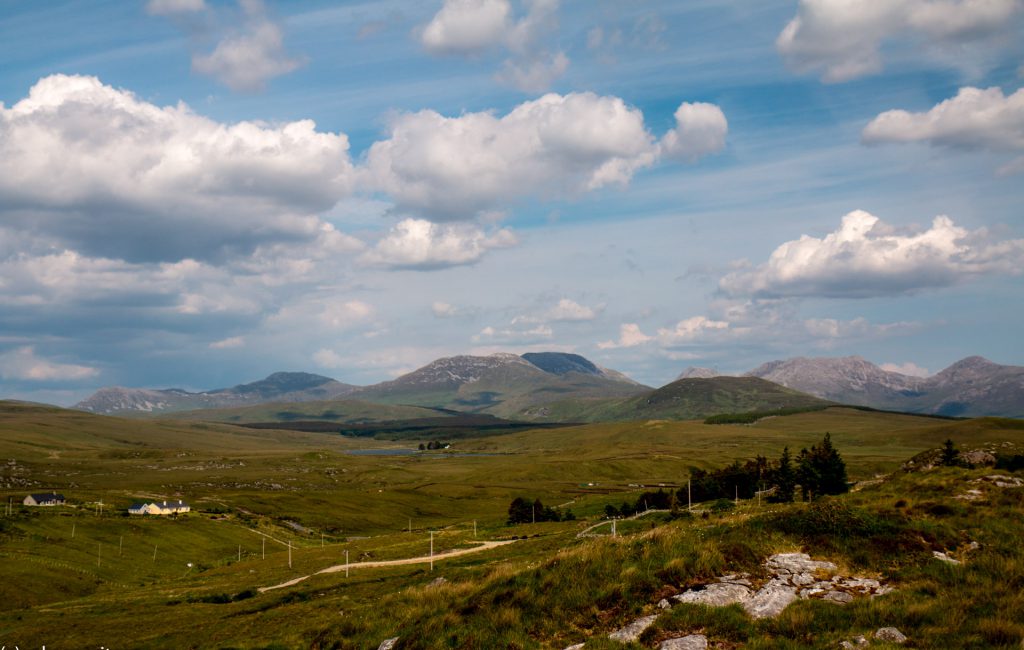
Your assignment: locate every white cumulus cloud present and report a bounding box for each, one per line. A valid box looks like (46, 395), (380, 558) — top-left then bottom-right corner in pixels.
(545, 298), (598, 322)
(0, 347), (99, 382)
(360, 219), (517, 270)
(720, 209), (1024, 298)
(365, 92), (723, 220)
(420, 0), (568, 91)
(863, 86), (1024, 172)
(777, 0), (1023, 82)
(0, 74), (353, 263)
(420, 0), (512, 55)
(660, 102), (729, 161)
(880, 361), (932, 377)
(598, 323), (653, 349)
(192, 0), (304, 92)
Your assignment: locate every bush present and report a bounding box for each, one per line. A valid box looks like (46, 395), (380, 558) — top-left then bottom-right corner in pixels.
(710, 498), (735, 513)
(770, 498), (884, 538)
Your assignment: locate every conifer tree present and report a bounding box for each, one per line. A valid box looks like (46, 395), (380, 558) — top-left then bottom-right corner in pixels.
(940, 439), (960, 467)
(773, 446), (796, 503)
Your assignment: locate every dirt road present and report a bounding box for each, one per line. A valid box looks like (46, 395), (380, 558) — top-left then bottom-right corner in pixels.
(259, 539), (517, 592)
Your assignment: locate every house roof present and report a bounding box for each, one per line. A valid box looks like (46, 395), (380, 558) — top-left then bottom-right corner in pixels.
(28, 492), (65, 502)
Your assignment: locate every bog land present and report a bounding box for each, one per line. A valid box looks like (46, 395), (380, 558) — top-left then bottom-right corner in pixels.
(0, 401), (1022, 648)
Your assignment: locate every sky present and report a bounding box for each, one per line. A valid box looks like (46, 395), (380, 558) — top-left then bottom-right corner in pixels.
(1, 0), (1023, 405)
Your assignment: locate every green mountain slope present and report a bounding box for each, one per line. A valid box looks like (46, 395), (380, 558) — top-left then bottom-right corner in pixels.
(518, 376), (832, 422)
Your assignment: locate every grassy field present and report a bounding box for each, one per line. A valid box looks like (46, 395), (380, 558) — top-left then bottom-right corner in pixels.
(0, 402), (1022, 648)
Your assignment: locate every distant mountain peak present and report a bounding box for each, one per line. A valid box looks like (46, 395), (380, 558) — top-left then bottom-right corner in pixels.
(522, 352), (601, 376)
(75, 371), (357, 415)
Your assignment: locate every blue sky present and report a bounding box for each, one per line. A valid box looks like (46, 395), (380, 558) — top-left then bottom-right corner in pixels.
(1, 0), (1022, 404)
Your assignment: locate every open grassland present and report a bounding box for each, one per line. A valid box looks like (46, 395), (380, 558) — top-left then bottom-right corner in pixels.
(0, 402), (1022, 647)
(170, 400), (450, 425)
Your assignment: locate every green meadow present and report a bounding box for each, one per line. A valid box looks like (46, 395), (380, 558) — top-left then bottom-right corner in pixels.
(1, 402), (1023, 648)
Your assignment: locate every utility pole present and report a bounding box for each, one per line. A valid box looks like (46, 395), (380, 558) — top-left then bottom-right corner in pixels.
(153, 544), (158, 561)
(688, 479), (692, 512)
(288, 541), (292, 569)
(321, 532), (324, 548)
(430, 531), (434, 571)
(72, 523), (76, 539)
(238, 545), (241, 562)
(473, 520), (477, 538)
(735, 485), (738, 507)
(97, 543), (101, 567)
(262, 537), (265, 560)
(408, 518), (412, 534)
(345, 549), (349, 578)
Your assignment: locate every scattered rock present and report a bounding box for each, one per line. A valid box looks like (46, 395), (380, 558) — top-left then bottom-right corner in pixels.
(608, 614), (659, 643)
(961, 450), (996, 466)
(377, 637), (399, 650)
(673, 582), (752, 607)
(563, 644), (585, 650)
(823, 590), (854, 604)
(932, 551), (961, 565)
(657, 598), (672, 610)
(954, 488), (984, 501)
(427, 576), (448, 588)
(874, 627), (908, 644)
(839, 635), (868, 649)
(658, 634), (708, 650)
(974, 474), (1024, 488)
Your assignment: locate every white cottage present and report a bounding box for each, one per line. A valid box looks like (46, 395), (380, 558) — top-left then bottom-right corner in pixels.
(128, 499), (190, 515)
(24, 492), (65, 506)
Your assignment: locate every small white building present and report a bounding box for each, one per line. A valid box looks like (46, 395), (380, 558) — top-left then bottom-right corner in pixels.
(128, 499), (190, 515)
(24, 492), (65, 506)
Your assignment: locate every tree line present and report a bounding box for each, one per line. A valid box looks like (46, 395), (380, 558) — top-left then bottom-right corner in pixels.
(603, 433), (849, 518)
(507, 434), (849, 525)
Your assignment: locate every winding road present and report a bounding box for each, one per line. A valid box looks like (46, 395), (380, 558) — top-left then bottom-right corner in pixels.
(258, 539), (518, 592)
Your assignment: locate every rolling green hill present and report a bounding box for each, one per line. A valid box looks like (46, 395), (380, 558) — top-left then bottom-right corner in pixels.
(518, 376), (832, 422)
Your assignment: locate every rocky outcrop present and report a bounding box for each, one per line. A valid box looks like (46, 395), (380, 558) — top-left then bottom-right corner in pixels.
(673, 553), (892, 619)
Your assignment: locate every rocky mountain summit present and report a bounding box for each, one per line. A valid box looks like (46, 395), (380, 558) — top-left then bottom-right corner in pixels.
(744, 355), (1023, 418)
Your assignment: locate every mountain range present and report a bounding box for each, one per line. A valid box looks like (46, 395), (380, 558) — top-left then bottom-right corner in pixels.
(680, 356), (1023, 418)
(75, 353), (1024, 420)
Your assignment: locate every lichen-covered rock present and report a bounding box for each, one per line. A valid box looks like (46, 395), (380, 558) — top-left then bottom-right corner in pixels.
(377, 637), (399, 650)
(766, 553), (836, 576)
(961, 450), (996, 466)
(839, 635), (868, 648)
(875, 627), (907, 644)
(608, 614), (658, 643)
(657, 598), (672, 609)
(743, 578), (798, 619)
(658, 634), (708, 650)
(673, 582), (752, 606)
